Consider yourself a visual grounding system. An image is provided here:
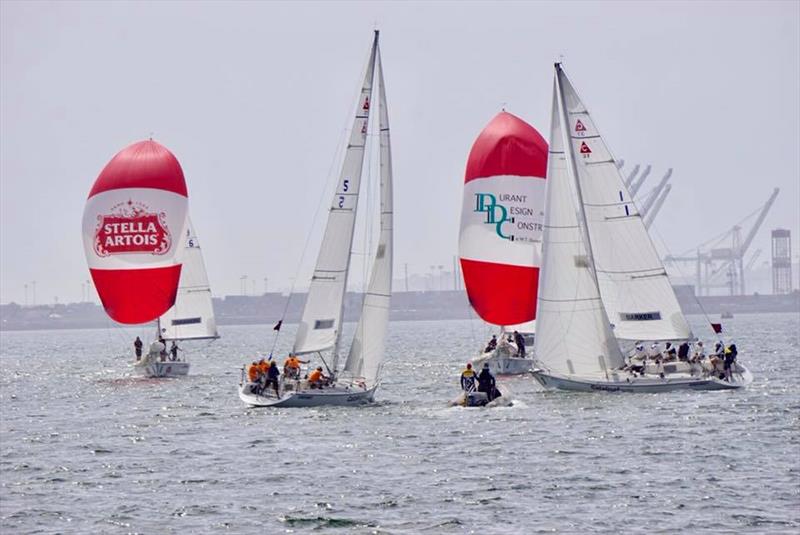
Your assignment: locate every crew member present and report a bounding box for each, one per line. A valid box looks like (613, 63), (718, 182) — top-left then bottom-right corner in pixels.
(513, 331), (526, 358)
(724, 343), (738, 381)
(246, 361), (260, 383)
(169, 341), (180, 361)
(134, 337), (143, 360)
(265, 361), (281, 396)
(460, 363), (477, 391)
(677, 341), (690, 362)
(308, 366), (327, 388)
(477, 362), (499, 401)
(484, 335), (497, 353)
(283, 353), (308, 379)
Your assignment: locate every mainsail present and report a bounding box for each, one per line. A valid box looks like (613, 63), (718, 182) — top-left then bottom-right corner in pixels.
(535, 75), (623, 379)
(343, 45), (393, 387)
(458, 112), (548, 326)
(293, 33), (379, 357)
(158, 217), (219, 341)
(557, 66), (693, 342)
(82, 140), (189, 324)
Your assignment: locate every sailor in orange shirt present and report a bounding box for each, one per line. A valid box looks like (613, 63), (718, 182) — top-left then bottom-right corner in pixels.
(283, 353), (308, 379)
(246, 361), (260, 383)
(307, 366), (328, 388)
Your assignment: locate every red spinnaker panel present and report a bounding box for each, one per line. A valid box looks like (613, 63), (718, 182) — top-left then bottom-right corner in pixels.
(458, 112), (548, 326)
(82, 140), (189, 324)
(461, 259), (540, 326)
(465, 111), (548, 183)
(90, 265), (182, 324)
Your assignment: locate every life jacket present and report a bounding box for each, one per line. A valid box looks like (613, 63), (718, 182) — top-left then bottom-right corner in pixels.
(284, 357), (300, 369)
(461, 369), (476, 378)
(309, 369), (322, 383)
(258, 361), (269, 374)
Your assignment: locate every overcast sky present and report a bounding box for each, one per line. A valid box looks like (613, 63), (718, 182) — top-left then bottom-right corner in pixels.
(1, 0), (798, 305)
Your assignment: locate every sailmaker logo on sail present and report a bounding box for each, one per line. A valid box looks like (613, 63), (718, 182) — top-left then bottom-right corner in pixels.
(93, 200), (172, 257)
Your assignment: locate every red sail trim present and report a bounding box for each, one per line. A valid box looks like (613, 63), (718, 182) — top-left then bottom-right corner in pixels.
(464, 111), (548, 183)
(460, 258), (539, 326)
(88, 140), (188, 198)
(90, 265), (182, 324)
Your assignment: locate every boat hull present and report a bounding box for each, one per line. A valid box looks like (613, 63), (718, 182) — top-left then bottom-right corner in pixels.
(472, 353), (532, 375)
(136, 361), (190, 378)
(531, 367), (752, 393)
(239, 383), (377, 408)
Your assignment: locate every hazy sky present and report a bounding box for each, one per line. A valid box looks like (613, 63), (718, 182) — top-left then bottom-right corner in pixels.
(1, 0), (798, 305)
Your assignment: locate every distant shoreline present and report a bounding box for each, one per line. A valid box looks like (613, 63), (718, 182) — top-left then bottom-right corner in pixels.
(1, 290), (797, 333)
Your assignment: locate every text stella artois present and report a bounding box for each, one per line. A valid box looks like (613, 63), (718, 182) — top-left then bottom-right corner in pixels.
(94, 200), (171, 257)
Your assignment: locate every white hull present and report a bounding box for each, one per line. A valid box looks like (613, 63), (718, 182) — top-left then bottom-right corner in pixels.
(135, 360), (190, 378)
(531, 365), (753, 393)
(239, 382), (377, 408)
(472, 352), (533, 375)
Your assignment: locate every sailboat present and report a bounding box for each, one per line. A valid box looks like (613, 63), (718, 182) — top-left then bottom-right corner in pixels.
(135, 218), (219, 377)
(239, 30), (393, 407)
(458, 112), (548, 375)
(531, 64), (752, 392)
(82, 139), (190, 374)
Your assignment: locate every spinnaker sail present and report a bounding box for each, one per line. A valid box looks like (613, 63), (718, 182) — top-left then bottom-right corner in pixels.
(458, 112), (548, 326)
(82, 140), (189, 324)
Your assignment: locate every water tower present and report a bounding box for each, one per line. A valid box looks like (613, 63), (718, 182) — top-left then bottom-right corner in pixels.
(771, 229), (792, 294)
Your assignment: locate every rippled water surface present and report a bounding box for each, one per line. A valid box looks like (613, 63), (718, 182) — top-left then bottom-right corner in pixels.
(1, 314), (799, 534)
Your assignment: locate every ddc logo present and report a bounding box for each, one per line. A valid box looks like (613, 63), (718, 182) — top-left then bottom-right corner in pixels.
(474, 193), (514, 240)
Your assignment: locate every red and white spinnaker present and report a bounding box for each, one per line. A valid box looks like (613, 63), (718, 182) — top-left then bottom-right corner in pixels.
(458, 111), (548, 326)
(82, 140), (189, 324)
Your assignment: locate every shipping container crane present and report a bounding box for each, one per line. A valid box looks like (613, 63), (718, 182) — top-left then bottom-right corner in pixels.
(664, 188), (780, 295)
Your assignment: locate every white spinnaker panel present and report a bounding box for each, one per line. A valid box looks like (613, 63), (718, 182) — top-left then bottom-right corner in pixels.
(159, 218), (218, 340)
(558, 69), (692, 342)
(534, 76), (623, 378)
(294, 35), (378, 356)
(344, 48), (393, 386)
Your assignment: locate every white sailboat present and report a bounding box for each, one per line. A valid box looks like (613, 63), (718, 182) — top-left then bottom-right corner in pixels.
(531, 64), (752, 392)
(136, 218), (219, 377)
(239, 31), (393, 407)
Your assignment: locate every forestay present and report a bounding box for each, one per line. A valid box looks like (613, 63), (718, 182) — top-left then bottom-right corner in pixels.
(158, 218), (219, 341)
(343, 47), (393, 387)
(534, 75), (624, 379)
(558, 68), (692, 342)
(293, 34), (379, 356)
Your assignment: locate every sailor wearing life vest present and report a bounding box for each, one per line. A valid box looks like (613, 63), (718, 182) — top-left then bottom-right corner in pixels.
(460, 363), (477, 391)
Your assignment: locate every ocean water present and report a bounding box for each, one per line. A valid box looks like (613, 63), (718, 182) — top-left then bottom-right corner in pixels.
(1, 313), (798, 534)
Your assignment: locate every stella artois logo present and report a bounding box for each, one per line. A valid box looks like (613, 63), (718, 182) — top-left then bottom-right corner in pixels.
(94, 200), (171, 257)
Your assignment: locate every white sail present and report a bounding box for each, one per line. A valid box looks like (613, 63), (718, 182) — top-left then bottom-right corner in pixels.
(534, 74), (623, 379)
(557, 68), (692, 343)
(293, 34), (378, 356)
(343, 43), (393, 386)
(159, 217), (219, 341)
